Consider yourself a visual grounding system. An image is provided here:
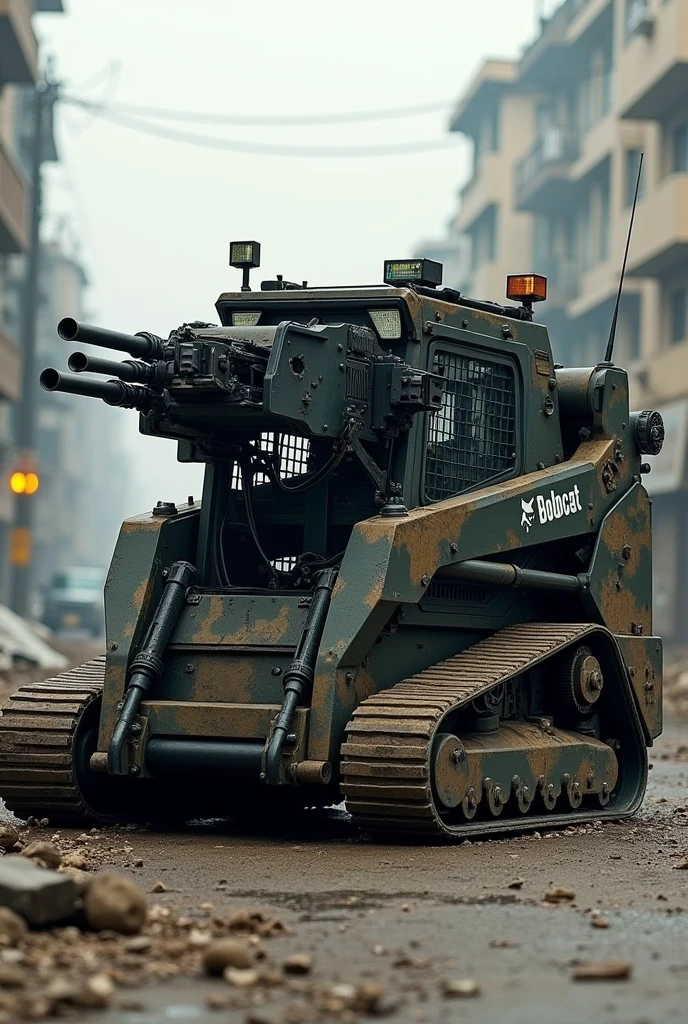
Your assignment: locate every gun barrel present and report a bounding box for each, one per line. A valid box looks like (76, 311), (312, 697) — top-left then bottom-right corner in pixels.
(41, 367), (125, 402)
(58, 317), (162, 361)
(40, 368), (153, 411)
(68, 351), (143, 383)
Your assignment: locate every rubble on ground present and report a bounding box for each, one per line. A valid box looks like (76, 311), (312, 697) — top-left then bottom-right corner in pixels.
(0, 606), (67, 677)
(0, 823), (407, 1021)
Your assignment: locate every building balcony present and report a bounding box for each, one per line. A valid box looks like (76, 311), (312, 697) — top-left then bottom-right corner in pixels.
(619, 0), (688, 120)
(520, 0), (606, 86)
(627, 173), (688, 278)
(0, 0), (37, 85)
(457, 152), (506, 232)
(514, 127), (579, 212)
(0, 139), (27, 252)
(0, 324), (20, 402)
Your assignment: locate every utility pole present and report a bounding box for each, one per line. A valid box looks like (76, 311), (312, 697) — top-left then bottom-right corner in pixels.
(10, 76), (59, 617)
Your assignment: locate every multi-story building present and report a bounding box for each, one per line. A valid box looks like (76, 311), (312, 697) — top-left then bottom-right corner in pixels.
(0, 0), (63, 602)
(447, 0), (688, 644)
(2, 238), (133, 599)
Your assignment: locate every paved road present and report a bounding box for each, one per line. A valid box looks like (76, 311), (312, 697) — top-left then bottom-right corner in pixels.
(53, 726), (685, 1024)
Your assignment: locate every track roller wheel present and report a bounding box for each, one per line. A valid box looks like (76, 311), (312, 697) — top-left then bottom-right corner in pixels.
(512, 775), (533, 814)
(539, 776), (558, 811)
(563, 773), (583, 809)
(484, 777), (507, 817)
(461, 788), (479, 820)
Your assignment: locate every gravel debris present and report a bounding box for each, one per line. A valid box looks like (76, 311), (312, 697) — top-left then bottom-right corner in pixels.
(282, 953), (313, 975)
(203, 937), (254, 974)
(0, 825), (19, 852)
(0, 908), (28, 948)
(21, 842), (62, 871)
(543, 886), (576, 904)
(572, 961), (632, 981)
(440, 977), (481, 998)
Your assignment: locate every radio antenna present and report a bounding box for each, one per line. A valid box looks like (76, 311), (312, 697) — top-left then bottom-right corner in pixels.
(603, 151), (643, 365)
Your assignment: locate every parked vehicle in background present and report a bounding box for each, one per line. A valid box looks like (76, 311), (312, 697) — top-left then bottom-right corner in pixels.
(41, 567), (106, 636)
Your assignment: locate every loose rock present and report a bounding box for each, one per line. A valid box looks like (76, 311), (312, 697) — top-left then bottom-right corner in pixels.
(0, 856), (75, 927)
(21, 842), (62, 871)
(0, 908), (27, 948)
(572, 961), (632, 981)
(203, 937), (254, 975)
(283, 953), (312, 975)
(74, 973), (115, 1008)
(507, 878), (525, 890)
(354, 979), (386, 1013)
(84, 873), (147, 935)
(223, 966), (259, 988)
(151, 881), (168, 893)
(0, 826), (18, 852)
(591, 915), (610, 928)
(543, 886), (576, 903)
(441, 978), (481, 998)
(0, 965), (23, 988)
(62, 851), (89, 871)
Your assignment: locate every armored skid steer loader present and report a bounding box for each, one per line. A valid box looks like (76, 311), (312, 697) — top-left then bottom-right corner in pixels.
(0, 250), (666, 839)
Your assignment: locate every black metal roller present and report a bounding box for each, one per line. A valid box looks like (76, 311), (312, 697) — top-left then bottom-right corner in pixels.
(633, 409), (665, 456)
(559, 645), (604, 719)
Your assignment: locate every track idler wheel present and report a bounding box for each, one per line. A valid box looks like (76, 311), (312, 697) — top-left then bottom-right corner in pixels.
(432, 734), (468, 810)
(560, 645), (604, 719)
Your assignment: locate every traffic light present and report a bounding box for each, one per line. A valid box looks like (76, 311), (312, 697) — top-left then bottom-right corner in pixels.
(9, 469), (39, 495)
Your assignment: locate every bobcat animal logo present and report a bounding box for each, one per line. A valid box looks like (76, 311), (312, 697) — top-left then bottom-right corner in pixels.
(521, 497), (535, 533)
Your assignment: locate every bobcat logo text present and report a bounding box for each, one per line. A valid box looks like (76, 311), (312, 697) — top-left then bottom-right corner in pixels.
(520, 485), (583, 533)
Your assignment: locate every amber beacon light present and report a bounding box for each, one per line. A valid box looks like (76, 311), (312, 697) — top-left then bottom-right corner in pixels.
(506, 274), (547, 307)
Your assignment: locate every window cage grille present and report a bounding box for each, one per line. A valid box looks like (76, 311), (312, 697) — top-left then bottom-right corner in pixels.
(425, 351), (517, 501)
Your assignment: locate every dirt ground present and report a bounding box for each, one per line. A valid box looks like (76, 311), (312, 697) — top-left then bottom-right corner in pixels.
(1, 643), (687, 1023)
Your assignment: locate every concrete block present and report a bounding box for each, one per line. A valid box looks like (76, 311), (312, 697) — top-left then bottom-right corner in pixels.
(0, 855), (75, 926)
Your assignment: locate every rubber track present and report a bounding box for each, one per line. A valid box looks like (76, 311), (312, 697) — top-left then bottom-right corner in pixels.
(0, 657), (105, 824)
(341, 623), (599, 837)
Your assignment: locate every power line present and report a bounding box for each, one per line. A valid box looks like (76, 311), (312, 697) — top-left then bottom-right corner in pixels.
(62, 94), (452, 127)
(60, 99), (460, 158)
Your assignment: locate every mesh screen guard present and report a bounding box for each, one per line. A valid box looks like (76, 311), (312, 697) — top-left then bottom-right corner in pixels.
(425, 349), (517, 502)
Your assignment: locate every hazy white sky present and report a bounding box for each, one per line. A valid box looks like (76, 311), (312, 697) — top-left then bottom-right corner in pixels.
(36, 0), (541, 515)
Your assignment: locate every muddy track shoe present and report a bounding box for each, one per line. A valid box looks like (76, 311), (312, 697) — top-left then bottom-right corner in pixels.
(0, 657), (111, 825)
(341, 623), (648, 839)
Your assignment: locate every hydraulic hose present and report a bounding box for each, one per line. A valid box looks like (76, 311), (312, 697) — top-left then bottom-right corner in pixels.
(107, 560), (198, 775)
(263, 567), (338, 784)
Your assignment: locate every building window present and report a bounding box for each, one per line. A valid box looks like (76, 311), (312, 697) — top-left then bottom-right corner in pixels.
(625, 0), (649, 42)
(488, 106), (500, 152)
(670, 288), (687, 345)
(673, 123), (688, 172)
(600, 182), (611, 262)
(625, 149), (644, 206)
